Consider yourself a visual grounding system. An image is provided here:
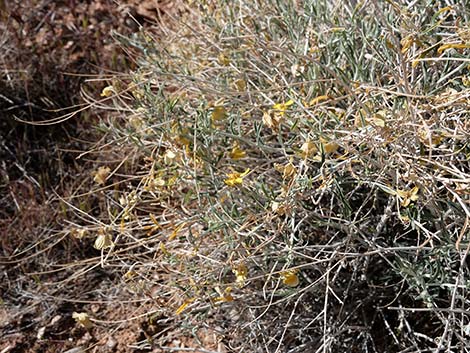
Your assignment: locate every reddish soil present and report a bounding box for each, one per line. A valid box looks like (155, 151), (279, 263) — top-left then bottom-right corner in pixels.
(0, 1), (224, 352)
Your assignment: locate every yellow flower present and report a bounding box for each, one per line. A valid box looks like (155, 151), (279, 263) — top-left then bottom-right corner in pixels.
(159, 242), (170, 256)
(355, 110), (387, 128)
(128, 116), (144, 130)
(224, 168), (250, 187)
(272, 99), (294, 116)
(396, 186), (419, 207)
(400, 35), (414, 54)
(309, 95), (329, 106)
(70, 228), (88, 239)
(72, 312), (93, 329)
(274, 160), (297, 179)
(233, 78), (246, 91)
(437, 43), (470, 55)
(271, 201), (289, 215)
(319, 137), (339, 155)
(145, 176), (165, 191)
(175, 298), (196, 315)
(229, 142), (246, 160)
(217, 52), (231, 66)
(399, 213), (411, 225)
(232, 263), (248, 287)
(123, 270), (137, 280)
(169, 223), (186, 241)
(281, 269), (300, 287)
(462, 76), (470, 87)
(212, 105), (226, 122)
(100, 85), (114, 97)
(262, 110), (281, 129)
(214, 286), (234, 303)
(330, 27), (345, 33)
(93, 166), (111, 185)
(300, 139), (317, 159)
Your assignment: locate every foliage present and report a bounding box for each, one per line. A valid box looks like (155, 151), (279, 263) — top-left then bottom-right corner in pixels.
(14, 0), (470, 351)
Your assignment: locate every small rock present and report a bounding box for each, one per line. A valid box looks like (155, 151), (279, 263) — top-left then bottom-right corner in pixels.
(63, 348), (85, 353)
(106, 336), (117, 349)
(37, 326), (46, 340)
(49, 315), (62, 326)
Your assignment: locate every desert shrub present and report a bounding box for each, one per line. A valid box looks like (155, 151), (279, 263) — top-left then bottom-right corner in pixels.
(66, 1), (470, 351)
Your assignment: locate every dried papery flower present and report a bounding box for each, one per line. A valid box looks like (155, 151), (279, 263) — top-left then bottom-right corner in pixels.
(93, 166), (111, 185)
(94, 228), (113, 250)
(72, 312), (93, 329)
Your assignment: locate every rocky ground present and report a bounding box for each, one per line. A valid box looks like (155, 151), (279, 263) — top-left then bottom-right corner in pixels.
(0, 1), (218, 352)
